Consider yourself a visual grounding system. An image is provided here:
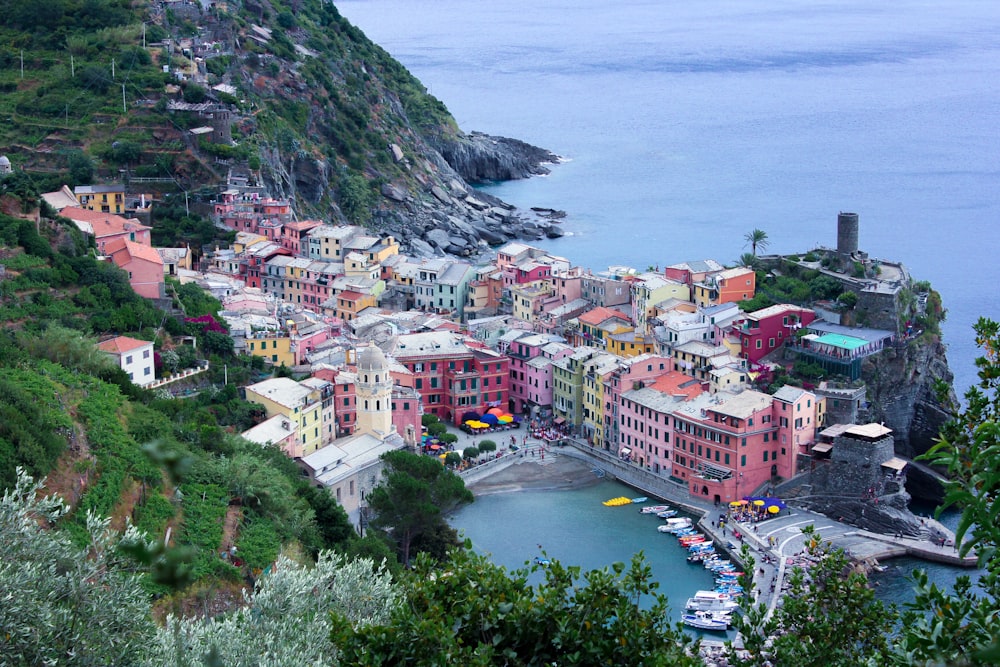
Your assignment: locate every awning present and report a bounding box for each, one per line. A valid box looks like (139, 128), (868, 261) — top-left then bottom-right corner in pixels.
(881, 456), (907, 471)
(812, 443), (833, 454)
(554, 417), (566, 425)
(620, 447), (631, 455)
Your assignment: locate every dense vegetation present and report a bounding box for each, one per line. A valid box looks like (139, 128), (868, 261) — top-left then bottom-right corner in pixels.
(0, 205), (385, 607)
(0, 0), (461, 225)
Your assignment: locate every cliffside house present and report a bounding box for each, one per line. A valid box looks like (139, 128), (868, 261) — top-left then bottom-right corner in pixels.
(97, 336), (155, 387)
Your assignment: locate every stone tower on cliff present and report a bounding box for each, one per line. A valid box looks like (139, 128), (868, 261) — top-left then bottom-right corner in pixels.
(355, 343), (394, 438)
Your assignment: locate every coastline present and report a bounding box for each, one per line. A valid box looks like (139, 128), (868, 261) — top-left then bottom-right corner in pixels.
(467, 456), (603, 496)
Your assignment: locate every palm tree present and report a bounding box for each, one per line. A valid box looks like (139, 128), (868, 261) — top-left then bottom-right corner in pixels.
(744, 228), (770, 256)
(738, 252), (759, 269)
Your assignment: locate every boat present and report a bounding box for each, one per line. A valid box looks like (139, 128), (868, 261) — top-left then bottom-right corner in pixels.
(685, 595), (740, 612)
(602, 496), (632, 507)
(533, 556), (551, 566)
(639, 504), (671, 514)
(688, 542), (715, 552)
(664, 516), (691, 526)
(631, 496), (649, 503)
(656, 509), (678, 519)
(681, 610), (732, 631)
(657, 524), (677, 533)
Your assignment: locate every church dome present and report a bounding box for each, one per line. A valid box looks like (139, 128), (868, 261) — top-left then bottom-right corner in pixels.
(0, 156), (10, 166)
(357, 344), (388, 372)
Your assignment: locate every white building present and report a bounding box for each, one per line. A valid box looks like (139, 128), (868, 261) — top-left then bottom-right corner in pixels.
(97, 336), (155, 387)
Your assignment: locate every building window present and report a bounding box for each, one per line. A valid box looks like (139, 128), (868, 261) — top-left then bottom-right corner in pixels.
(126, 355), (133, 364)
(143, 349), (150, 359)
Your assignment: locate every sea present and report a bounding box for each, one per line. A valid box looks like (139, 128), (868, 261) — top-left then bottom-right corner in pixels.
(337, 0), (995, 609)
(339, 0), (1000, 398)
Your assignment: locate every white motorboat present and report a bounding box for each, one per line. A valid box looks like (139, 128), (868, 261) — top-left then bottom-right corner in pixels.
(656, 509), (678, 519)
(681, 609), (732, 631)
(684, 595), (740, 612)
(664, 516), (691, 526)
(639, 504), (671, 514)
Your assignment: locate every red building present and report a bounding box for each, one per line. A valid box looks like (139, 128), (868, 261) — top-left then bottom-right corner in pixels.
(390, 331), (510, 424)
(736, 304), (815, 364)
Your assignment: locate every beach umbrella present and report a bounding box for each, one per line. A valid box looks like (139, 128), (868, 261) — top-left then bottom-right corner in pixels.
(464, 419), (478, 425)
(767, 505), (780, 514)
(429, 444), (441, 450)
(462, 411), (481, 422)
(487, 407), (504, 417)
(753, 499), (766, 507)
(481, 414), (499, 425)
(498, 415), (513, 423)
(728, 500), (743, 507)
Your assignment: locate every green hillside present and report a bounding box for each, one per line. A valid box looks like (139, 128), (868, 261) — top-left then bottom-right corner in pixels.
(0, 207), (386, 612)
(0, 0), (459, 223)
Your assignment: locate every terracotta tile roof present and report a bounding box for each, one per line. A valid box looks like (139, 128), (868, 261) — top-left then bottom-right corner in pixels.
(98, 336), (152, 355)
(105, 237), (164, 265)
(650, 370), (704, 398)
(60, 207), (149, 238)
(578, 306), (631, 326)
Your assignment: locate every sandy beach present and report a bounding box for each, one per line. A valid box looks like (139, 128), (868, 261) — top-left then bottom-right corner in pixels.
(467, 454), (603, 496)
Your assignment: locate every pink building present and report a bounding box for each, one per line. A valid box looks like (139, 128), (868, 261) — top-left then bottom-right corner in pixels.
(519, 341), (574, 416)
(736, 304), (816, 364)
(389, 331), (510, 425)
(618, 371), (704, 474)
(603, 354), (674, 451)
(104, 237), (164, 299)
(772, 385), (821, 464)
(550, 268), (584, 305)
(390, 386), (423, 442)
(507, 333), (562, 414)
(663, 259), (725, 289)
(282, 219), (323, 256)
(59, 207), (152, 254)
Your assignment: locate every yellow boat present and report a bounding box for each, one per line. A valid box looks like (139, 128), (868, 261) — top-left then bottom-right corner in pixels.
(602, 496), (633, 507)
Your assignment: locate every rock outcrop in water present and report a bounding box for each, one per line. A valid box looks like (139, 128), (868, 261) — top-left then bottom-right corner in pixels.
(430, 131), (561, 183)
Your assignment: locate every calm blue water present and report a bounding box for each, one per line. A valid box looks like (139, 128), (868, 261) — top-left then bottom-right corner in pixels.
(450, 477), (735, 637)
(340, 0), (1000, 396)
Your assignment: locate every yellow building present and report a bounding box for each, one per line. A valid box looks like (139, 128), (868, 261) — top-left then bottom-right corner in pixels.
(606, 330), (656, 358)
(365, 236), (399, 264)
(631, 275), (690, 334)
(511, 280), (553, 323)
(74, 184), (126, 214)
(581, 353), (620, 447)
(332, 290), (377, 322)
(284, 258), (312, 306)
(246, 332), (294, 367)
(244, 377), (324, 456)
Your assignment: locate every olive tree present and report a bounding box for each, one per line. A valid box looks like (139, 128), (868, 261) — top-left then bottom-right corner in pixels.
(0, 470), (155, 665)
(147, 552), (400, 666)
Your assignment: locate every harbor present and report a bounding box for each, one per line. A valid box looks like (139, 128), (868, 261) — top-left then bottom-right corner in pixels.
(449, 426), (976, 639)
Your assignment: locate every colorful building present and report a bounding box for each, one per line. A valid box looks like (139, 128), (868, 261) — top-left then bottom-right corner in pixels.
(692, 266), (756, 307)
(104, 237), (165, 299)
(390, 331), (510, 424)
(244, 378), (324, 457)
(736, 304), (816, 364)
(74, 184), (126, 214)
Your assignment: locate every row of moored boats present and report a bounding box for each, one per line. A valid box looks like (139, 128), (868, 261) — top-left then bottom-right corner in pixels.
(639, 502), (743, 632)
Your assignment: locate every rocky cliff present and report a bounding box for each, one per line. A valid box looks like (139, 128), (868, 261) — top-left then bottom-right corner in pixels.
(0, 0), (565, 258)
(861, 336), (956, 461)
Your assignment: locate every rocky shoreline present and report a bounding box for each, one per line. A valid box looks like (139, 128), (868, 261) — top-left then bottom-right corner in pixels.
(373, 131), (568, 258)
